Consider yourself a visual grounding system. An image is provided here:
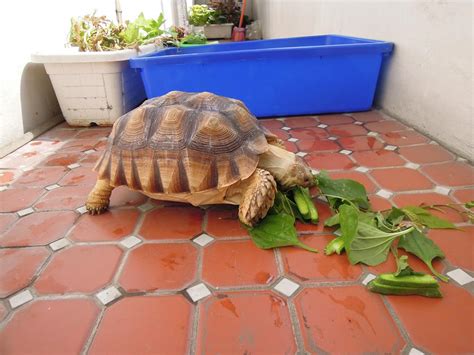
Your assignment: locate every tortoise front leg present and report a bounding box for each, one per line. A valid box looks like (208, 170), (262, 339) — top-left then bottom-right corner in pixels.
(239, 169), (277, 227)
(86, 179), (114, 215)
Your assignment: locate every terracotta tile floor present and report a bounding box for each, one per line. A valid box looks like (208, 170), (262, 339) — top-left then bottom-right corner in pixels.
(0, 111), (473, 354)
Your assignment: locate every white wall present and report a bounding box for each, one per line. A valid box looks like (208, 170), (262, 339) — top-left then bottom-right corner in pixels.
(253, 0), (473, 159)
(0, 0), (172, 150)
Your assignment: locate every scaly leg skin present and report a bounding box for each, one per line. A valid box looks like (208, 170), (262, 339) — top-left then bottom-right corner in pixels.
(86, 179), (114, 215)
(239, 169), (277, 227)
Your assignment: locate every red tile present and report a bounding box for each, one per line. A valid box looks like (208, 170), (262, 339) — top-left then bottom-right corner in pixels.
(352, 150), (405, 168)
(388, 283), (474, 353)
(35, 245), (122, 294)
(12, 167), (67, 187)
(39, 128), (79, 140)
(429, 227), (474, 271)
(41, 153), (82, 167)
(197, 292), (296, 354)
(282, 235), (362, 281)
(90, 296), (191, 355)
(422, 162), (474, 187)
(318, 114), (354, 125)
(0, 170), (19, 185)
(283, 140), (298, 153)
(365, 120), (407, 133)
(380, 130), (430, 146)
(393, 192), (466, 223)
(0, 299), (98, 354)
(329, 171), (377, 193)
(0, 151), (45, 169)
(368, 194), (394, 211)
(0, 187), (44, 212)
(15, 139), (63, 154)
(290, 127), (328, 141)
(296, 286), (405, 353)
(75, 128), (111, 139)
(327, 124), (368, 137)
(79, 151), (103, 167)
(452, 188), (474, 203)
(284, 116), (318, 128)
(296, 139), (340, 152)
(119, 244), (197, 291)
(109, 186), (147, 207)
(60, 139), (98, 152)
(0, 302), (7, 322)
(399, 144), (455, 164)
(59, 166), (97, 186)
(70, 209), (139, 242)
(306, 152), (355, 171)
(34, 185), (92, 211)
(259, 119), (283, 130)
(206, 207), (247, 238)
(338, 136), (385, 151)
(202, 240), (277, 287)
(350, 110), (385, 122)
(0, 213), (17, 234)
(0, 211), (77, 247)
(0, 247), (50, 297)
(371, 168), (434, 192)
(295, 200), (334, 233)
(140, 207), (203, 240)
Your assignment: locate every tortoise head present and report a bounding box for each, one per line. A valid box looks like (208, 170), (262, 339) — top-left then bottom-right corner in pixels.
(279, 156), (314, 189)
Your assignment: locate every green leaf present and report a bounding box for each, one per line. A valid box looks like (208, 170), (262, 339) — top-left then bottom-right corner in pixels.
(465, 201), (474, 209)
(324, 236), (345, 255)
(316, 171), (370, 210)
(401, 206), (456, 229)
(398, 229), (448, 281)
(248, 214), (317, 253)
(386, 207), (405, 226)
(348, 223), (414, 266)
(339, 205), (359, 253)
(394, 255), (413, 276)
(324, 213), (340, 227)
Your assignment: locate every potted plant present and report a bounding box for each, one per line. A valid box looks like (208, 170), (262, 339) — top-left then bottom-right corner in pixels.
(31, 13), (165, 126)
(188, 3), (237, 39)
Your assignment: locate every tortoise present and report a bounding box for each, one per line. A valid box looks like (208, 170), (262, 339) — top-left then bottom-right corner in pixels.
(86, 91), (314, 226)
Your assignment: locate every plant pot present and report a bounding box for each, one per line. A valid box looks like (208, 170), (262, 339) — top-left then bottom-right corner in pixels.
(232, 27), (246, 42)
(31, 44), (160, 126)
(194, 23), (234, 39)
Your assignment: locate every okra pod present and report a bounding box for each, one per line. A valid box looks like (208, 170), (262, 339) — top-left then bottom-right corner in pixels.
(294, 188), (310, 219)
(377, 273), (439, 288)
(368, 280), (442, 298)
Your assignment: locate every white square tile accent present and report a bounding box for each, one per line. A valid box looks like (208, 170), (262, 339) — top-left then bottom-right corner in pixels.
(96, 286), (122, 305)
(311, 169), (320, 175)
(193, 233), (214, 247)
(296, 152), (308, 158)
(67, 163), (80, 169)
(376, 189), (393, 199)
(84, 149), (96, 154)
(434, 186), (451, 196)
(76, 206), (88, 214)
(354, 121), (363, 125)
(50, 238), (71, 251)
(281, 126), (291, 131)
(288, 138), (299, 143)
(120, 235), (142, 249)
(408, 348), (425, 355)
(404, 162), (420, 170)
(447, 269), (473, 286)
(429, 140), (439, 145)
(276, 118), (285, 122)
(339, 149), (352, 155)
(186, 283), (211, 302)
(355, 166), (370, 173)
(384, 145), (398, 151)
(362, 274), (377, 285)
(274, 278), (300, 297)
(138, 202), (155, 212)
(367, 131), (378, 137)
(45, 184), (60, 191)
(328, 136), (338, 141)
(317, 123), (328, 129)
(17, 207), (34, 217)
(21, 166), (33, 172)
(317, 195), (328, 202)
(457, 157), (468, 163)
(333, 228), (342, 237)
(9, 290), (33, 308)
(0, 186), (7, 192)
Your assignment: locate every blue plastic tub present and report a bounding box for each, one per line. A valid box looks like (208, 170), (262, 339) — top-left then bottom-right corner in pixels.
(130, 35), (393, 117)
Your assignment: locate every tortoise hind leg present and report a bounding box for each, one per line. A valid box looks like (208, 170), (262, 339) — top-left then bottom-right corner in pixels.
(86, 179), (114, 215)
(239, 169), (277, 227)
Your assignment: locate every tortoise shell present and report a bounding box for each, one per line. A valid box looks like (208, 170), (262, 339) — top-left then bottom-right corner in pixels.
(94, 91), (269, 194)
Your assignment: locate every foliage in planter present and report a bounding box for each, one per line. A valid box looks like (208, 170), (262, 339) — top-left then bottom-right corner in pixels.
(188, 2), (248, 27)
(69, 12), (165, 51)
(159, 26), (208, 47)
(188, 5), (216, 26)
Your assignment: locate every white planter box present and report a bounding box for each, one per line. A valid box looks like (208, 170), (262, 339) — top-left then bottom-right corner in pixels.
(195, 23), (234, 39)
(31, 44), (160, 126)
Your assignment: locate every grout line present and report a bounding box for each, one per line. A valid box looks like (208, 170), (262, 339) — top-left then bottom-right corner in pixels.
(381, 296), (415, 352)
(287, 298), (308, 353)
(81, 307), (106, 355)
(188, 304), (200, 355)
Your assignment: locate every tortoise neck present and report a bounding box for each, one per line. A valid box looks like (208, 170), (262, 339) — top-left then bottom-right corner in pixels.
(257, 145), (296, 183)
